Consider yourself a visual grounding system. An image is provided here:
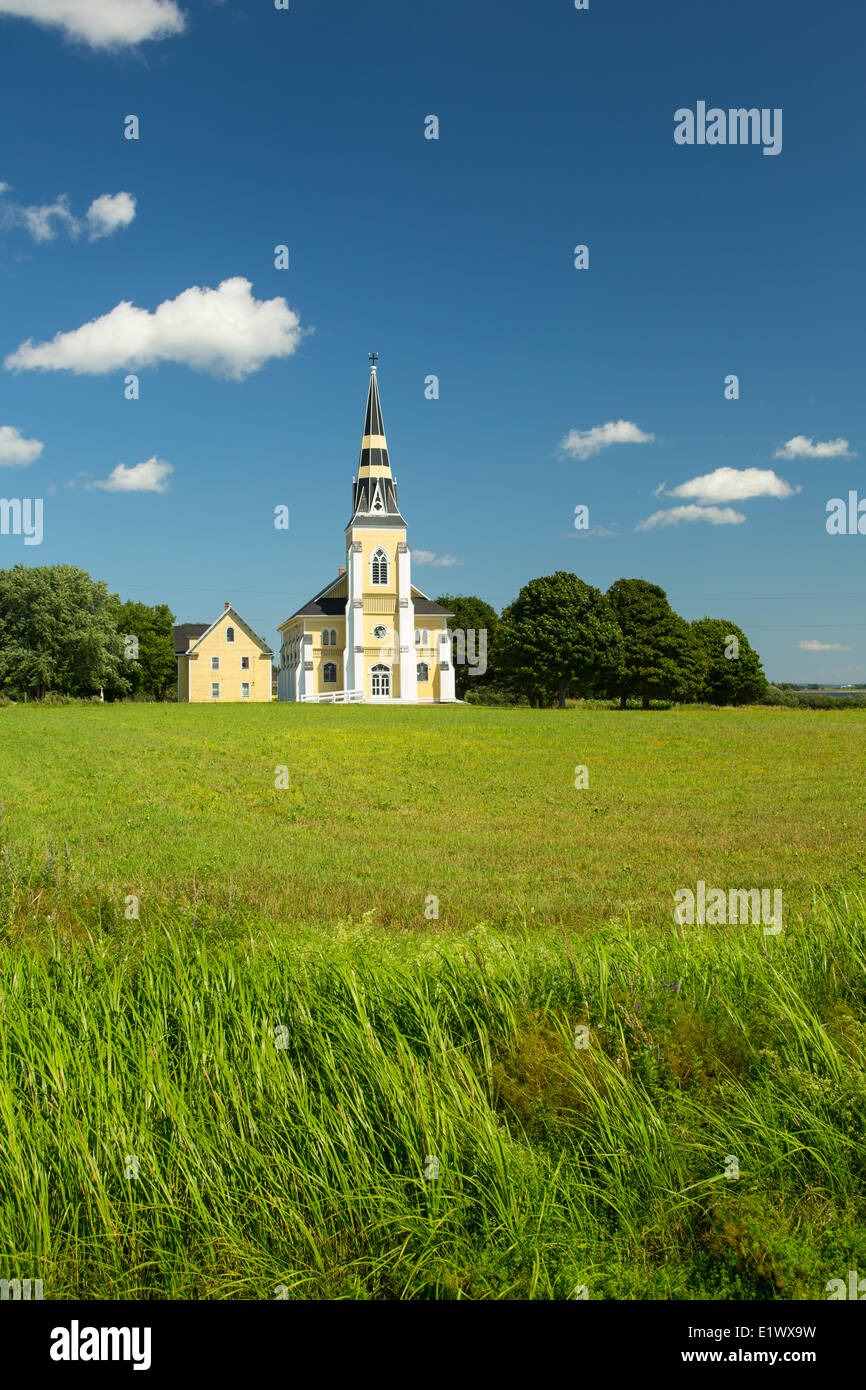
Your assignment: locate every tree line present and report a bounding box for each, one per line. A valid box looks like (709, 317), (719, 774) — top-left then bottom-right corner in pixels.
(0, 564), (771, 707)
(437, 573), (769, 708)
(0, 565), (176, 700)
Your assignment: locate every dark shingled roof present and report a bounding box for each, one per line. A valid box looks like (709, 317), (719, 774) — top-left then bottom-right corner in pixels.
(173, 623), (209, 654)
(413, 597), (452, 616)
(291, 595), (347, 619)
(286, 579), (452, 623)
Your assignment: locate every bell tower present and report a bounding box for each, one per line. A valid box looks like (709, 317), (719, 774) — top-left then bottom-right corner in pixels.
(344, 356), (416, 701)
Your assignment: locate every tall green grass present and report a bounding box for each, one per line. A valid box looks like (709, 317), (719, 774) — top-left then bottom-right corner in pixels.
(2, 889), (865, 1299)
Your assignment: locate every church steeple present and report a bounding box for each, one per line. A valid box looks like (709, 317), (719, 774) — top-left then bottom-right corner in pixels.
(348, 354), (406, 526)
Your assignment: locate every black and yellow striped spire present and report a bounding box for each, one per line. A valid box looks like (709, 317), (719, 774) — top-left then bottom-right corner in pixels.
(349, 354), (406, 526)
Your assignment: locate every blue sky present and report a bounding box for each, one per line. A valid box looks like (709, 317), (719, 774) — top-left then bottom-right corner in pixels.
(0, 0), (863, 682)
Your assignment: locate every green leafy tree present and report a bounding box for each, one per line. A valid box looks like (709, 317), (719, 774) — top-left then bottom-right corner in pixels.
(606, 578), (703, 708)
(115, 600), (177, 699)
(435, 593), (500, 699)
(691, 617), (768, 704)
(0, 565), (130, 700)
(498, 571), (623, 708)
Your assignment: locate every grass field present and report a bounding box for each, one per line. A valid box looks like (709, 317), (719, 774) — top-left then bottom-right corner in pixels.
(1, 702), (864, 935)
(1, 703), (865, 1299)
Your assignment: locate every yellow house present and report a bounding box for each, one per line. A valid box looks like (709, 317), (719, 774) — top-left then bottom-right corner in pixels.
(277, 357), (458, 704)
(175, 604), (273, 702)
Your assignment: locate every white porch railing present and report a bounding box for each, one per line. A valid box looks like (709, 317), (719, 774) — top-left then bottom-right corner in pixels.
(300, 689), (364, 704)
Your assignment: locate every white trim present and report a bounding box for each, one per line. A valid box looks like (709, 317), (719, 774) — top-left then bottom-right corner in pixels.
(300, 689), (364, 704)
(186, 606), (273, 658)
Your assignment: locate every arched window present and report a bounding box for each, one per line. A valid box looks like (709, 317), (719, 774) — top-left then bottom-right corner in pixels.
(417, 663), (429, 683)
(331, 629), (338, 647)
(323, 662), (337, 684)
(370, 663), (390, 697)
(370, 547), (388, 586)
(226, 626), (235, 643)
(423, 629), (429, 644)
(414, 629), (421, 645)
(322, 630), (330, 647)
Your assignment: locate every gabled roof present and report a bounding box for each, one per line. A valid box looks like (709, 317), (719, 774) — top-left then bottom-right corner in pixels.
(185, 606), (273, 657)
(279, 576), (452, 628)
(173, 623), (209, 655)
(411, 584), (452, 617)
(281, 573), (348, 625)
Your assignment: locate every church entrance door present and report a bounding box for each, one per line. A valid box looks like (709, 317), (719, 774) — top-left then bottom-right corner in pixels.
(371, 663), (390, 698)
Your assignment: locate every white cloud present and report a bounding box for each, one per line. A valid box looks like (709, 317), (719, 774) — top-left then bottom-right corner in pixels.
(5, 277), (305, 380)
(0, 190), (78, 243)
(0, 424), (43, 466)
(798, 641), (852, 652)
(413, 550), (462, 567)
(0, 0), (186, 49)
(559, 420), (655, 460)
(85, 191), (136, 240)
(0, 184), (135, 243)
(635, 504), (746, 532)
(91, 456), (173, 492)
(774, 435), (854, 460)
(665, 467), (798, 504)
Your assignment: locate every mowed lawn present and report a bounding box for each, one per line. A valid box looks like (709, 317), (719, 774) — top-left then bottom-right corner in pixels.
(1, 702), (864, 935)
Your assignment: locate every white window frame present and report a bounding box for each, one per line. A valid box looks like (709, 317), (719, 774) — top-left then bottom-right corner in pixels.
(211, 682), (220, 699)
(226, 626), (235, 643)
(211, 655), (220, 671)
(241, 682), (250, 699)
(370, 547), (388, 586)
(370, 662), (390, 698)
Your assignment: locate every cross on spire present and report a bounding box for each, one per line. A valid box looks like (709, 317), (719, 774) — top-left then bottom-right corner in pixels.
(368, 351), (379, 368)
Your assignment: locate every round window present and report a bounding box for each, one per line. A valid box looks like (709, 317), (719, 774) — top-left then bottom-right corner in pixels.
(372, 624), (388, 640)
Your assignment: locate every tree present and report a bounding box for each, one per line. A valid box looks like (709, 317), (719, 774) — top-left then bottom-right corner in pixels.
(606, 578), (703, 708)
(498, 571), (623, 708)
(435, 593), (500, 699)
(0, 565), (130, 700)
(691, 618), (768, 704)
(114, 600), (177, 700)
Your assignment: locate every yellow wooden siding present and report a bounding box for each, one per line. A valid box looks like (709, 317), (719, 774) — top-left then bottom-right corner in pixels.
(185, 613), (272, 702)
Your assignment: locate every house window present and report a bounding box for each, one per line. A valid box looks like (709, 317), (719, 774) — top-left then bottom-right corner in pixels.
(414, 629), (420, 644)
(370, 547), (388, 585)
(417, 663), (429, 682)
(370, 663), (390, 697)
(211, 682), (220, 699)
(211, 655), (220, 671)
(241, 655), (250, 670)
(322, 631), (330, 647)
(226, 626), (235, 643)
(331, 629), (338, 647)
(323, 662), (337, 684)
(422, 629), (428, 645)
(241, 682), (250, 699)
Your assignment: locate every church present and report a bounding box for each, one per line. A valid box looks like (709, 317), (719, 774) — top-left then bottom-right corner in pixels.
(277, 357), (458, 704)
